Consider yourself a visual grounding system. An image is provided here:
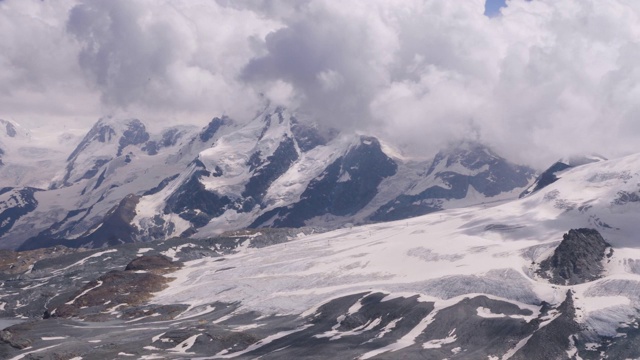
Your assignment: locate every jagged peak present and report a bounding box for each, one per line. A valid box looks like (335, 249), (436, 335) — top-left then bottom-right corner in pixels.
(426, 141), (505, 176)
(199, 116), (233, 143)
(92, 116), (146, 131)
(67, 117), (149, 162)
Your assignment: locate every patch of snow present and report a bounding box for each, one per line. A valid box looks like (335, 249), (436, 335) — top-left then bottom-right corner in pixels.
(168, 334), (201, 354)
(66, 280), (103, 305)
(203, 325), (312, 359)
(423, 328), (457, 349)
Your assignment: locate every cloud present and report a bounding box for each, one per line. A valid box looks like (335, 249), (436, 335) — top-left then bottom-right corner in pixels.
(2, 0), (640, 167)
(64, 0), (281, 128)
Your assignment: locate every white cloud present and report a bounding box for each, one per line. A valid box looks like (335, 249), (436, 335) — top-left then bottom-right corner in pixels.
(2, 0), (640, 167)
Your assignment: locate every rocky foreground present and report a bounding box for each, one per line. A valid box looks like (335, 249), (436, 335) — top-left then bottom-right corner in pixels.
(1, 226), (640, 359)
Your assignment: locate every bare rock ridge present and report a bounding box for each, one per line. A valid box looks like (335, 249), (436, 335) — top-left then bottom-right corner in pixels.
(538, 228), (612, 285)
(48, 255), (182, 321)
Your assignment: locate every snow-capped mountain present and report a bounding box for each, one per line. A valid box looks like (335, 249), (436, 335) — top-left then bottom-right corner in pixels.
(519, 154), (607, 198)
(3, 152), (640, 359)
(0, 119), (73, 189)
(370, 141), (536, 222)
(0, 109), (536, 250)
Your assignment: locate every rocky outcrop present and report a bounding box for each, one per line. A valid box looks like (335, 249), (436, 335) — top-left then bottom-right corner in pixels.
(0, 245), (78, 276)
(511, 290), (581, 360)
(0, 322), (33, 350)
(50, 255), (182, 320)
(538, 228), (612, 285)
(125, 254), (182, 273)
(251, 136), (398, 228)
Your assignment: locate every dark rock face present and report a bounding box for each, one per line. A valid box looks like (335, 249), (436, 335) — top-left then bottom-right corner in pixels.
(142, 174), (181, 196)
(538, 228), (612, 285)
(371, 143), (535, 222)
(164, 170), (232, 229)
(50, 254), (182, 320)
(0, 322), (33, 350)
(511, 291), (581, 360)
(520, 156), (605, 198)
(20, 194), (141, 251)
(145, 127), (187, 155)
(76, 194), (142, 247)
(199, 117), (230, 142)
(242, 135), (299, 208)
(520, 161), (571, 198)
(290, 117), (328, 152)
(0, 187), (40, 241)
(116, 119), (150, 156)
(251, 136), (398, 228)
(51, 269), (172, 320)
(125, 255), (182, 273)
(0, 245), (77, 276)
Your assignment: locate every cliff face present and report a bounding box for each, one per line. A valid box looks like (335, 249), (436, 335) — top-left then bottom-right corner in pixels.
(538, 228), (612, 285)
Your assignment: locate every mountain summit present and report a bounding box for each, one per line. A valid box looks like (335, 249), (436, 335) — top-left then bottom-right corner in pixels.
(0, 111), (537, 250)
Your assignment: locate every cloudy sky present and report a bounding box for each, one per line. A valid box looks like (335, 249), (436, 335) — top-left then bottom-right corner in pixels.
(2, 0), (640, 167)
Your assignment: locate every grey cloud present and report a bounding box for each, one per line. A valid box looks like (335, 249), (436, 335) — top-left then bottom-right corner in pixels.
(3, 0), (640, 168)
(67, 0), (183, 107)
(241, 2), (395, 130)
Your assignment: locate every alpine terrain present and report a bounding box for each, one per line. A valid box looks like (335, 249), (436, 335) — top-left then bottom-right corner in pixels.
(2, 112), (640, 359)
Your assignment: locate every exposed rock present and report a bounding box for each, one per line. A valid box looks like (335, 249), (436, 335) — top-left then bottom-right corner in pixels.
(0, 187), (41, 244)
(251, 136), (398, 228)
(0, 245), (78, 276)
(519, 161), (571, 198)
(117, 119), (150, 156)
(199, 116), (230, 142)
(164, 169), (232, 229)
(520, 155), (605, 198)
(20, 194), (142, 250)
(241, 135), (299, 209)
(371, 142), (535, 222)
(510, 291), (581, 360)
(0, 322), (35, 350)
(125, 254), (182, 274)
(49, 254), (183, 320)
(538, 228), (612, 285)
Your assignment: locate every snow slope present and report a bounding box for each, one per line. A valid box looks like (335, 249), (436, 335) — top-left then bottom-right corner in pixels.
(151, 152), (640, 356)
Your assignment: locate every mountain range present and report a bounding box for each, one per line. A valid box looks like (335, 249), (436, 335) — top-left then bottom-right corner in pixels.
(3, 142), (640, 358)
(0, 107), (536, 251)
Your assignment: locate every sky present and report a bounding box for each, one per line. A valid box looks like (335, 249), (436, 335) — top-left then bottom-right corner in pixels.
(2, 0), (640, 168)
(484, 0), (507, 17)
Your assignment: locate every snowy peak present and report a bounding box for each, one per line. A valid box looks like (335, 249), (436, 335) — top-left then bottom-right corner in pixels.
(520, 154), (607, 198)
(155, 108), (331, 235)
(60, 117), (180, 186)
(370, 142), (536, 222)
(66, 117), (150, 161)
(427, 141), (502, 175)
(198, 116), (231, 143)
(250, 134), (398, 228)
